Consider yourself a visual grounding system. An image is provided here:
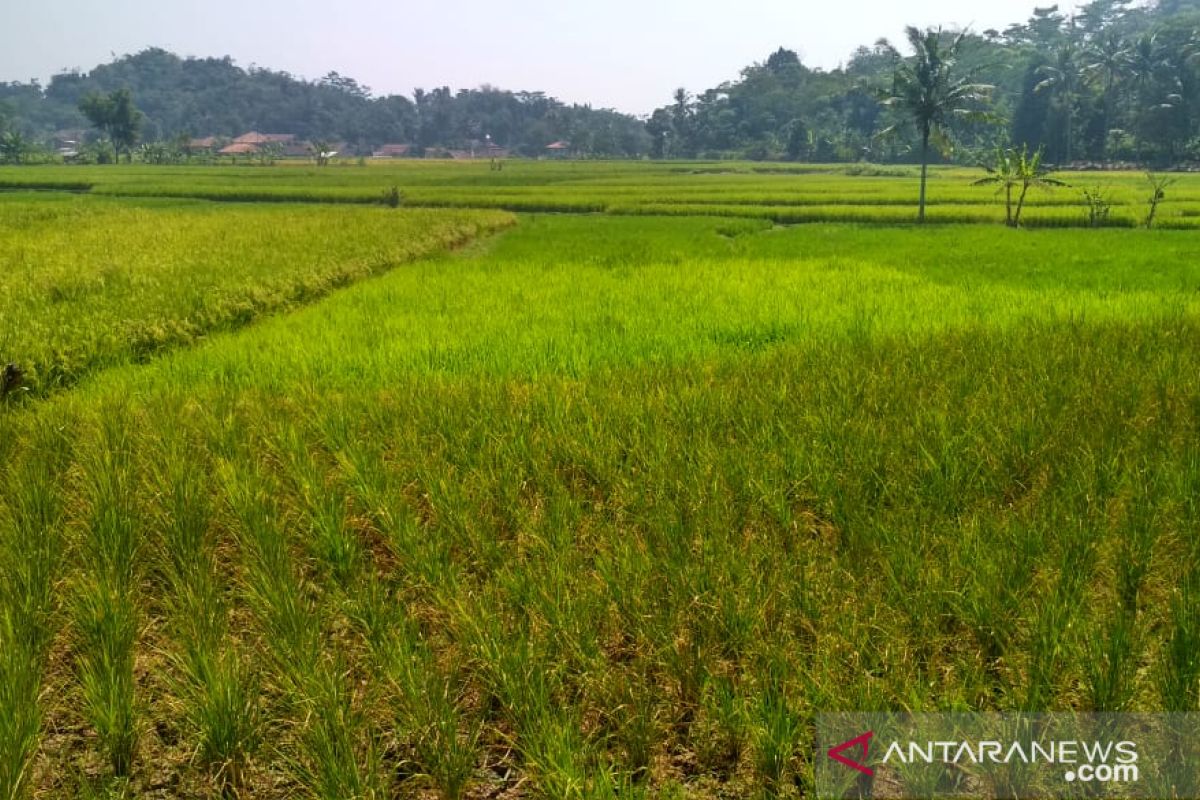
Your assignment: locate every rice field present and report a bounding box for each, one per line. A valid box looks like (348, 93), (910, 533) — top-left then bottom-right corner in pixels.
(5, 160), (1200, 227)
(1, 166), (1199, 798)
(0, 194), (512, 393)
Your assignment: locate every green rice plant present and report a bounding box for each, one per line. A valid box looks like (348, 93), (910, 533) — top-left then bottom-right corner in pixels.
(519, 712), (598, 800)
(267, 425), (362, 589)
(370, 620), (480, 800)
(72, 419), (142, 779)
(1160, 571), (1200, 711)
(73, 580), (139, 778)
(0, 610), (42, 800)
(0, 426), (66, 800)
(220, 460), (382, 797)
(220, 461), (321, 676)
(172, 646), (261, 796)
(10, 161), (1200, 228)
(693, 675), (748, 778)
(286, 664), (385, 800)
(148, 443), (260, 796)
(0, 446), (64, 657)
(1083, 608), (1138, 711)
(4, 206), (1200, 794)
(749, 684), (802, 796)
(0, 197), (513, 395)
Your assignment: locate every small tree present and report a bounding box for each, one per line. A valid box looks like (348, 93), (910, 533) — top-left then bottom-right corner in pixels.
(1081, 185), (1113, 228)
(310, 139), (336, 166)
(0, 130), (32, 165)
(1144, 172), (1175, 229)
(973, 145), (1066, 228)
(255, 142), (283, 166)
(79, 89), (143, 163)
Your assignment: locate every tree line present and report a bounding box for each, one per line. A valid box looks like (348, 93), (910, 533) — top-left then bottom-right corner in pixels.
(4, 1), (1200, 165)
(651, 0), (1200, 166)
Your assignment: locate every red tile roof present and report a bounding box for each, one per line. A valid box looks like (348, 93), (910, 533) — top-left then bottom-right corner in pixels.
(232, 131), (296, 145)
(218, 142), (260, 155)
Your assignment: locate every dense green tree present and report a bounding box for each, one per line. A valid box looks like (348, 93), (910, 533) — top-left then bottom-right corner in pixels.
(1083, 29), (1132, 160)
(1, 49), (648, 158)
(79, 88), (142, 162)
(1036, 43), (1085, 162)
(646, 0), (1200, 166)
(0, 129), (32, 164)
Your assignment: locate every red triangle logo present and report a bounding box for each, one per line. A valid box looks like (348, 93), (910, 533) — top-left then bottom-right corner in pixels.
(828, 730), (875, 776)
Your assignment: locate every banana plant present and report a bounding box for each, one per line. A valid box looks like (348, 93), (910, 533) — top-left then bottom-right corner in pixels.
(973, 145), (1067, 228)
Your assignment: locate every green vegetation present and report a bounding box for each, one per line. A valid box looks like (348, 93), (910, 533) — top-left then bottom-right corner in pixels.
(0, 193), (512, 393)
(78, 89), (143, 164)
(880, 27), (992, 222)
(13, 159), (1200, 228)
(1, 174), (1200, 796)
(973, 146), (1067, 227)
(11, 1), (1200, 165)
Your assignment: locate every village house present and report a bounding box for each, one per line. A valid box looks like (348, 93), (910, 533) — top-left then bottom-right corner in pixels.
(52, 129), (88, 157)
(424, 141), (510, 160)
(217, 131), (315, 157)
(372, 144), (412, 158)
(186, 136), (220, 151)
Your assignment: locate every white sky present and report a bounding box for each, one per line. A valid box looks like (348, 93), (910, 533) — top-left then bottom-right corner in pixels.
(2, 0), (1084, 115)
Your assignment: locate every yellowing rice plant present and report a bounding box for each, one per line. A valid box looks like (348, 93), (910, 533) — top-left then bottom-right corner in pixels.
(0, 171), (1198, 798)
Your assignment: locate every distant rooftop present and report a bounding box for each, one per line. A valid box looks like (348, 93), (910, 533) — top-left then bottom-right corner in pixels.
(232, 131), (296, 145)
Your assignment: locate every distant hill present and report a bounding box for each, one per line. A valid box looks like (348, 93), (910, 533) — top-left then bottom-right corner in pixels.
(0, 48), (651, 157)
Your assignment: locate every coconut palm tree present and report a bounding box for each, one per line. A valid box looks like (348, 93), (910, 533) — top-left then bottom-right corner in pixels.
(1125, 33), (1164, 109)
(1083, 30), (1131, 162)
(881, 27), (993, 223)
(1036, 43), (1086, 163)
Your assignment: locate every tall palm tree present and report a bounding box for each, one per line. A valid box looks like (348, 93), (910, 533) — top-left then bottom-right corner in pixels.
(1036, 43), (1085, 163)
(881, 27), (993, 223)
(1083, 30), (1131, 162)
(1125, 33), (1163, 108)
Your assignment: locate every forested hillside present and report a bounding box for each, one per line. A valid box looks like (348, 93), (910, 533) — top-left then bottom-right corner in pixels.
(0, 49), (650, 157)
(6, 0), (1200, 163)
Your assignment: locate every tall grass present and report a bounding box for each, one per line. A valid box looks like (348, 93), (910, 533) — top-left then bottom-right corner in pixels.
(2, 212), (1200, 795)
(221, 457), (383, 798)
(0, 424), (65, 800)
(72, 415), (142, 779)
(148, 432), (260, 796)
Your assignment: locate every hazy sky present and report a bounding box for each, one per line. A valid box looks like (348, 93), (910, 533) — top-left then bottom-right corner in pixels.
(2, 0), (1081, 115)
